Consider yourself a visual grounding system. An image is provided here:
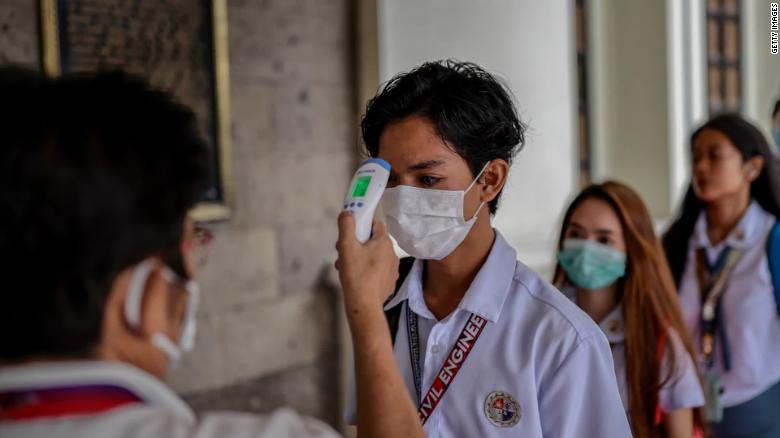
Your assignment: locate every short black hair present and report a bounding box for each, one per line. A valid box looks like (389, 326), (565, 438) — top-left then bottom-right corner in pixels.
(0, 68), (210, 361)
(361, 60), (525, 214)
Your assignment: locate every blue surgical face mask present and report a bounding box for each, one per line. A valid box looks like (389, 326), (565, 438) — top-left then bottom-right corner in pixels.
(773, 128), (780, 152)
(557, 238), (626, 290)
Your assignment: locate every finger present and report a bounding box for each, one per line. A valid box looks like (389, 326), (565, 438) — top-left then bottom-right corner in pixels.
(337, 211), (357, 248)
(370, 219), (388, 240)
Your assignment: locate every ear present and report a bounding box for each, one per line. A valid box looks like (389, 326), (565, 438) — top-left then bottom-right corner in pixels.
(107, 259), (175, 339)
(745, 155), (765, 182)
(479, 159), (510, 204)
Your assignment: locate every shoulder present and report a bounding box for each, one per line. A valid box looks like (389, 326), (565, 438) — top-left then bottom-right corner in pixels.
(508, 261), (604, 343)
(94, 406), (338, 438)
(195, 408), (339, 438)
(659, 327), (705, 410)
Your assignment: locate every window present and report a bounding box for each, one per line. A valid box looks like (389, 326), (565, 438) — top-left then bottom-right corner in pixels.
(575, 0), (591, 186)
(706, 0), (742, 114)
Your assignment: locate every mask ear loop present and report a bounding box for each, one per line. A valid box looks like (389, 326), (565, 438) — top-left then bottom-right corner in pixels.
(161, 266), (200, 352)
(464, 161), (491, 193)
(464, 161), (491, 221)
(124, 259), (156, 329)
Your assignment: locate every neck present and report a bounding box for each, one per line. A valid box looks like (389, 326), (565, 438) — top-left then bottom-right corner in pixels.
(422, 215), (495, 320)
(705, 189), (751, 246)
(576, 283), (620, 324)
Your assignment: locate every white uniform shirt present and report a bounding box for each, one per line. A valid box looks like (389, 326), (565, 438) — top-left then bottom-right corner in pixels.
(679, 200), (780, 407)
(561, 287), (704, 413)
(0, 361), (338, 438)
(345, 231), (632, 437)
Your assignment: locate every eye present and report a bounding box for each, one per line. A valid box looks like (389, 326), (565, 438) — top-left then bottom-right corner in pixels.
(597, 236), (613, 246)
(420, 175), (441, 187)
(709, 150), (720, 161)
(566, 228), (584, 239)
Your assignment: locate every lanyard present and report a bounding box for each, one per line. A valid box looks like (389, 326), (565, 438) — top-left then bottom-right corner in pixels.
(406, 302), (488, 425)
(0, 384), (142, 421)
(695, 247), (741, 370)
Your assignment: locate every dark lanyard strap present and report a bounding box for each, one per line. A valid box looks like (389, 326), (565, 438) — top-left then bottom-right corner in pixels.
(695, 247), (741, 370)
(405, 301), (488, 425)
(406, 302), (423, 404)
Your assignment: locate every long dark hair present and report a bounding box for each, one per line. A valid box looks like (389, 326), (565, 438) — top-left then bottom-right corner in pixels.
(663, 113), (780, 285)
(553, 181), (704, 437)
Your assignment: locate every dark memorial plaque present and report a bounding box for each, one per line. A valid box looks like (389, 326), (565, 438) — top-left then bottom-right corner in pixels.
(40, 0), (232, 221)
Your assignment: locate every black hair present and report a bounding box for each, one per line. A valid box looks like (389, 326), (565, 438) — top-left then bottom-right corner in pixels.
(663, 113), (780, 285)
(774, 98), (780, 118)
(361, 60), (525, 214)
(0, 67), (210, 361)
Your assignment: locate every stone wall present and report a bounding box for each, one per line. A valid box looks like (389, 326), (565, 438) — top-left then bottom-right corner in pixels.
(0, 0), (356, 427)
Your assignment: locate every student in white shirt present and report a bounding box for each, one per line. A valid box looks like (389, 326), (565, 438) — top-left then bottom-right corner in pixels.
(663, 114), (780, 438)
(345, 60), (632, 437)
(0, 68), (423, 438)
(551, 181), (705, 438)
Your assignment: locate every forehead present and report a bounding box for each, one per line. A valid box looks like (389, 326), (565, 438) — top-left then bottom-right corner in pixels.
(693, 128), (735, 152)
(569, 197), (621, 230)
(377, 116), (462, 168)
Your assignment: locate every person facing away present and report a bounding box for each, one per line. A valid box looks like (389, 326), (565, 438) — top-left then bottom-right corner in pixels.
(0, 68), (424, 438)
(551, 181), (705, 438)
(663, 114), (780, 438)
(343, 59), (632, 437)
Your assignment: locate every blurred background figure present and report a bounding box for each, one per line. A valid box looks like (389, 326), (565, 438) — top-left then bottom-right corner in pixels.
(663, 114), (780, 438)
(0, 67), (423, 438)
(553, 181), (705, 438)
(1, 1), (780, 436)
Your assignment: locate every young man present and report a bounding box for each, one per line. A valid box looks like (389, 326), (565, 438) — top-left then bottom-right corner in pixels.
(344, 60), (632, 437)
(0, 68), (422, 438)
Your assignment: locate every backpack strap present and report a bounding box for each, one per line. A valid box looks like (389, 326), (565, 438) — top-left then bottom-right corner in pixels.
(384, 257), (415, 345)
(766, 221), (780, 317)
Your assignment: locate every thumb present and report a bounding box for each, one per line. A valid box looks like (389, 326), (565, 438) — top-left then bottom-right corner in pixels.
(337, 210), (357, 247)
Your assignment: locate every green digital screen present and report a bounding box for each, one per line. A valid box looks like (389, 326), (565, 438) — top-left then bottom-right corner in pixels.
(352, 176), (372, 197)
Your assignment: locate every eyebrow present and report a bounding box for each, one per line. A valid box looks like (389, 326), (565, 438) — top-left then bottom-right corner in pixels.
(569, 222), (615, 235)
(407, 160), (446, 171)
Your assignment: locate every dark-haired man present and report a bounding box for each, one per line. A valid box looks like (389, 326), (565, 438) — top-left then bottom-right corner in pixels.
(0, 68), (423, 438)
(343, 60), (631, 437)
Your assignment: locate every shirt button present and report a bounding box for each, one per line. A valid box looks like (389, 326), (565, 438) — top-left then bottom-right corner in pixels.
(431, 345), (440, 354)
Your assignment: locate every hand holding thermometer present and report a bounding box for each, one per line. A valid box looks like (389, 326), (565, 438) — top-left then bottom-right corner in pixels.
(343, 158), (391, 243)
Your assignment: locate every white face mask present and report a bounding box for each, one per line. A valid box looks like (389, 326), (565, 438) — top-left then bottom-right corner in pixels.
(382, 163), (488, 260)
(124, 259), (200, 369)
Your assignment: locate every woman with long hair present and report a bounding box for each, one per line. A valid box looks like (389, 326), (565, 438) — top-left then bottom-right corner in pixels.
(553, 181), (705, 438)
(663, 114), (780, 437)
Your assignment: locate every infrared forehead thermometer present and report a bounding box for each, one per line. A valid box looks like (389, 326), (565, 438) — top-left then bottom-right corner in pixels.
(342, 158), (391, 243)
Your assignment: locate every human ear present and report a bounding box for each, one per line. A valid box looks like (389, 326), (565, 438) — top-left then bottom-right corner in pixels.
(480, 159), (509, 203)
(745, 155), (765, 182)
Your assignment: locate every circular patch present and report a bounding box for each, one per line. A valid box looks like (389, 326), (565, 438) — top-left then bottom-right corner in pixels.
(484, 391), (521, 427)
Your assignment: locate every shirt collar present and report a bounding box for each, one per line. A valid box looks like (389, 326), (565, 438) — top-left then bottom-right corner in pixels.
(384, 230), (517, 323)
(0, 360), (195, 423)
(560, 285), (625, 344)
(693, 200), (768, 251)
